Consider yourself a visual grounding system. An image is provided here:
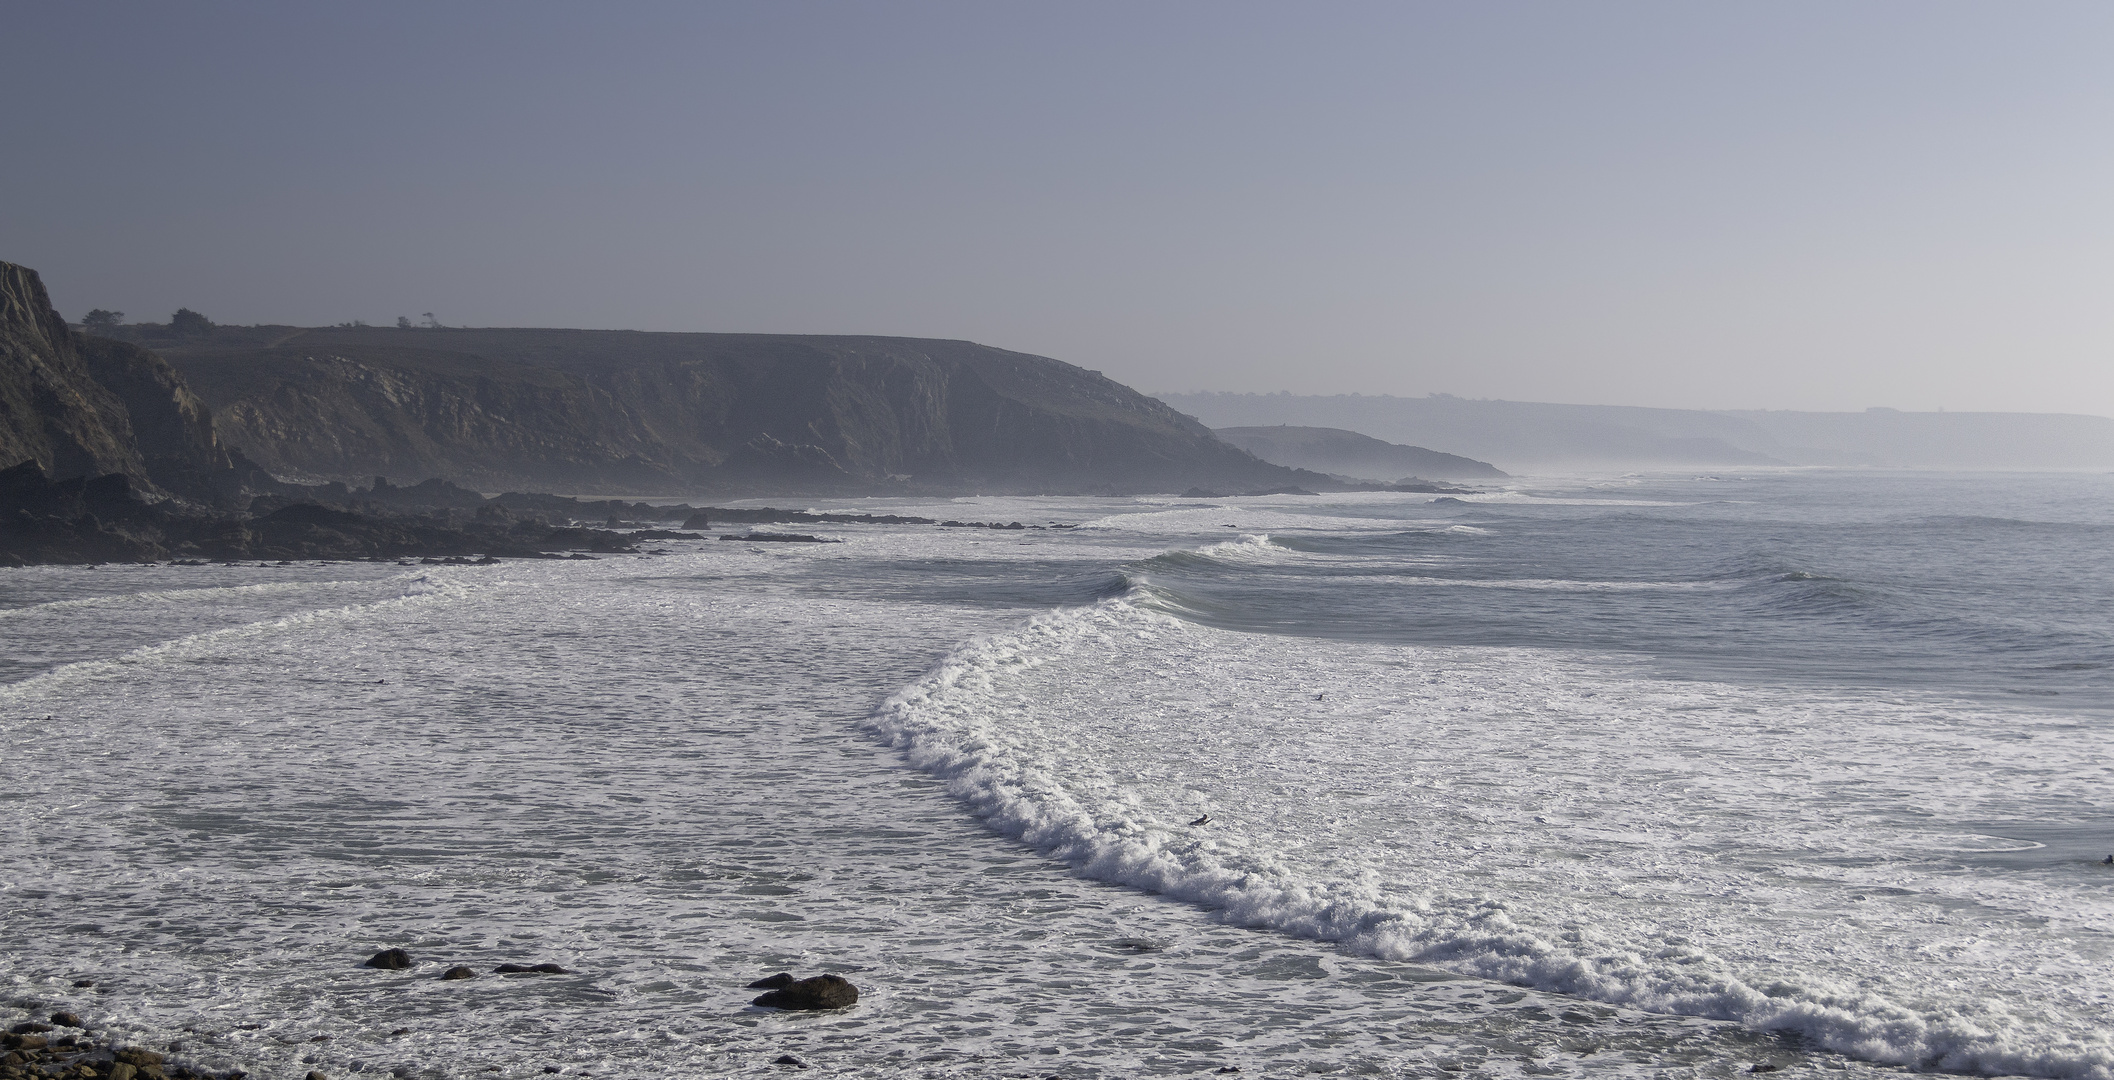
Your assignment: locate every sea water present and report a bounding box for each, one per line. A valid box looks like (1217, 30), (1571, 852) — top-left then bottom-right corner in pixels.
(1, 470), (2109, 1079)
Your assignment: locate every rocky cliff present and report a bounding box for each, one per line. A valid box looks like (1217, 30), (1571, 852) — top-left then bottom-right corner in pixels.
(0, 261), (148, 483)
(142, 326), (1317, 495)
(0, 260), (250, 503)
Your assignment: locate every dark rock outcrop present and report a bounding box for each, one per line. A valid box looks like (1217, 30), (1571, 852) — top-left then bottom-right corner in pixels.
(745, 973), (796, 990)
(363, 949), (412, 970)
(0, 460), (645, 565)
(493, 963), (571, 974)
(120, 324), (1331, 495)
(439, 966), (477, 981)
(750, 973), (858, 1010)
(0, 261), (269, 506)
(0, 262), (152, 486)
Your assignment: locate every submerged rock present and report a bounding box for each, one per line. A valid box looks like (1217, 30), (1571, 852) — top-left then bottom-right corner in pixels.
(745, 973), (796, 990)
(440, 966), (477, 980)
(493, 963), (572, 974)
(363, 948), (413, 970)
(751, 973), (859, 1011)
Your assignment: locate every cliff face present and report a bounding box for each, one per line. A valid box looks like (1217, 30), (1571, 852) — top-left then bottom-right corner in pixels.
(77, 335), (239, 494)
(0, 261), (147, 482)
(0, 260), (265, 505)
(148, 327), (1311, 495)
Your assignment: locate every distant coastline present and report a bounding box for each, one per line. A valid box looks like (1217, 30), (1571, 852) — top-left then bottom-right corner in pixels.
(1158, 390), (2114, 472)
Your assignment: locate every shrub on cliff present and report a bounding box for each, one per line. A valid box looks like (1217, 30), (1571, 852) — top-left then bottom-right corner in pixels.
(170, 308), (213, 337)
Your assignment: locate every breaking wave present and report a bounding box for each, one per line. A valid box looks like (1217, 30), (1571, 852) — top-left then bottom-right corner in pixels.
(868, 551), (2114, 1080)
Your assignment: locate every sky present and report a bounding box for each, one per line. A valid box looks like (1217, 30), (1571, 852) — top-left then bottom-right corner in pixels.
(4, 2), (2113, 416)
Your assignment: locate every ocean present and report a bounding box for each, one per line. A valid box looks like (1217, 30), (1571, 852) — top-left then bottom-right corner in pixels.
(2, 469), (2109, 1080)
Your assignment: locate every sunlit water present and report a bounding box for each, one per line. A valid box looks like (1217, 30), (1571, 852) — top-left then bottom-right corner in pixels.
(2, 470), (2109, 1079)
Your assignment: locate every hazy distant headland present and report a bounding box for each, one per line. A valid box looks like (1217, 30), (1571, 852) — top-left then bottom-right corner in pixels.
(1161, 391), (2114, 473)
(1212, 425), (1506, 482)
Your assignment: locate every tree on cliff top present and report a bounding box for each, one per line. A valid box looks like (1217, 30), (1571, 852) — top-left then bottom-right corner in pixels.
(170, 308), (213, 336)
(82, 309), (124, 330)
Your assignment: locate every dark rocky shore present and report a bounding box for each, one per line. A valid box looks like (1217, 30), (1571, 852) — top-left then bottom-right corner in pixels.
(3, 1010), (244, 1080)
(0, 462), (1114, 567)
(3, 959), (863, 1080)
(0, 464), (649, 567)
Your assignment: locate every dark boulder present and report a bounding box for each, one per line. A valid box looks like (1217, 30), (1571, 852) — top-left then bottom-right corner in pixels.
(745, 973), (796, 990)
(363, 948), (413, 970)
(439, 966), (477, 981)
(772, 1055), (808, 1068)
(49, 1013), (82, 1028)
(751, 973), (858, 1011)
(493, 963), (571, 974)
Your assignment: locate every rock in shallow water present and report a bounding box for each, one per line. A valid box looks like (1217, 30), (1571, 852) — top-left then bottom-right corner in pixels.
(745, 973), (795, 990)
(440, 966), (477, 980)
(751, 973), (858, 1010)
(363, 948), (412, 970)
(493, 963), (571, 974)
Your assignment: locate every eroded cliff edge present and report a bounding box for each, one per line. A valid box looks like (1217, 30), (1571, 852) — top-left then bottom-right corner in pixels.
(0, 261), (250, 503)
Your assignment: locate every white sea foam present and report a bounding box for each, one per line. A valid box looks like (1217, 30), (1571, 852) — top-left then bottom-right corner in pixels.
(6, 477), (2110, 1079)
(18, 543), (1834, 1080)
(870, 589), (2114, 1080)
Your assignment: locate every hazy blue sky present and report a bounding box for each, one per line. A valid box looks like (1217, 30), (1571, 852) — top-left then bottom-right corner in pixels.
(5, 3), (2112, 415)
